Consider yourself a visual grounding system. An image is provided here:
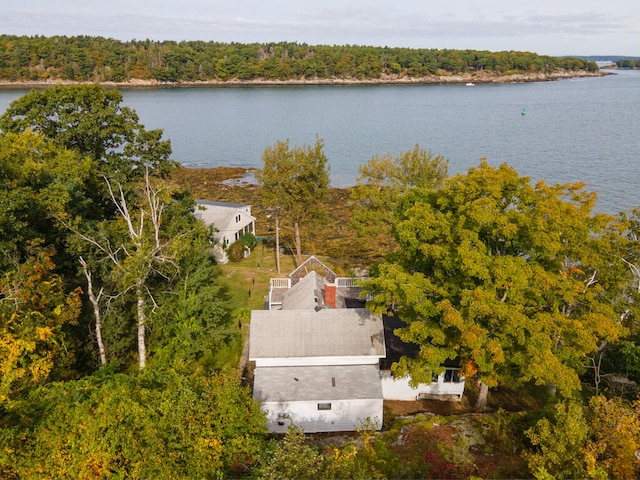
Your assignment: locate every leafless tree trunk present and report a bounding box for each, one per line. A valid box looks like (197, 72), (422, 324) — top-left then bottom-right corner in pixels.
(589, 342), (608, 395)
(475, 381), (489, 411)
(62, 169), (176, 371)
(79, 256), (107, 366)
(105, 170), (171, 371)
(136, 283), (147, 370)
(622, 257), (640, 293)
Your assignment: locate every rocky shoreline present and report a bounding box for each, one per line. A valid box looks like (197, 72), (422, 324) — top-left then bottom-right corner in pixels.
(0, 70), (610, 89)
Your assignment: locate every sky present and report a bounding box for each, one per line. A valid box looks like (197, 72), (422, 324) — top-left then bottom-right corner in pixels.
(2, 0), (639, 57)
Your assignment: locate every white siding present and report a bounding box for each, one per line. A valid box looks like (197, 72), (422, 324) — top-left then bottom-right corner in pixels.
(194, 201), (256, 265)
(262, 399), (383, 433)
(380, 370), (465, 401)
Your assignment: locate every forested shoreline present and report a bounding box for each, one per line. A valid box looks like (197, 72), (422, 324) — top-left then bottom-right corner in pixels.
(0, 35), (599, 85)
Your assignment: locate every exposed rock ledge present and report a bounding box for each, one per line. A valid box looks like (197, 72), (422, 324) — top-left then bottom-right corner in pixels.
(0, 70), (609, 89)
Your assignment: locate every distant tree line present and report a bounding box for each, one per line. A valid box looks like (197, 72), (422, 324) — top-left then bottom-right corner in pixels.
(0, 34), (598, 83)
(616, 59), (640, 68)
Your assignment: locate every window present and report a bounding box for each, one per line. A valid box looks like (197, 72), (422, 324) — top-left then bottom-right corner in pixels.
(235, 214), (241, 223)
(443, 368), (461, 383)
(317, 403), (332, 411)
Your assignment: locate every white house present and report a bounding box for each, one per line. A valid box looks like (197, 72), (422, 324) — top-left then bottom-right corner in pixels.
(380, 368), (465, 401)
(380, 316), (466, 402)
(249, 257), (465, 433)
(249, 308), (385, 433)
(194, 200), (256, 264)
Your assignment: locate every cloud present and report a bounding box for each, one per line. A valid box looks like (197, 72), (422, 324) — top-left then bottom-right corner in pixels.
(0, 2), (637, 55)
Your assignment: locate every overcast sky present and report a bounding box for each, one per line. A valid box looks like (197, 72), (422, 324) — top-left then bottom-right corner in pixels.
(2, 0), (639, 56)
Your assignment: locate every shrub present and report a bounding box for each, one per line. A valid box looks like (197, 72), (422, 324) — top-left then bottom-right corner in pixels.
(227, 233), (257, 262)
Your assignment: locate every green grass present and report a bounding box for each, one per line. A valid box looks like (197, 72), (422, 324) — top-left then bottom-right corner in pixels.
(217, 244), (296, 313)
(216, 245), (345, 368)
(217, 244), (341, 316)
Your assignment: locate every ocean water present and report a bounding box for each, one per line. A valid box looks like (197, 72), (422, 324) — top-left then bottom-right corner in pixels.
(1, 70), (638, 213)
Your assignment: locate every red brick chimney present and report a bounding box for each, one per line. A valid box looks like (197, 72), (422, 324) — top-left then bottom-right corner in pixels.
(324, 284), (336, 308)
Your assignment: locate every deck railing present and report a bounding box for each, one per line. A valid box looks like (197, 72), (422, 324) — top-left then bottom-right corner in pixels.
(269, 278), (291, 289)
(335, 277), (367, 287)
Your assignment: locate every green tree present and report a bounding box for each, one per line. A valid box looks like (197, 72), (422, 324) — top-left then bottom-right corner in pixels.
(255, 140), (291, 273)
(525, 396), (640, 479)
(0, 84), (175, 185)
(149, 229), (239, 372)
(0, 246), (82, 407)
(257, 136), (330, 266)
(258, 426), (325, 480)
(0, 370), (267, 478)
(362, 161), (627, 409)
(351, 145), (448, 258)
(0, 130), (96, 270)
(525, 401), (591, 479)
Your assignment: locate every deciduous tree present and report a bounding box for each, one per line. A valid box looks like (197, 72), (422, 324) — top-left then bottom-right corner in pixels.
(525, 401), (591, 479)
(351, 145), (448, 257)
(0, 246), (82, 406)
(362, 161), (627, 409)
(257, 136), (329, 266)
(588, 395), (640, 479)
(0, 84), (175, 187)
(0, 370), (266, 478)
(0, 130), (96, 270)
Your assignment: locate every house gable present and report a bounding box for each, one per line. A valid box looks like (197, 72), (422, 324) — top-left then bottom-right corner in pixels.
(288, 256), (336, 285)
(194, 200), (256, 263)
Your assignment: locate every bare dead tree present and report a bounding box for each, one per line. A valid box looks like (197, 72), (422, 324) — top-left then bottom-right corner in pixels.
(79, 256), (107, 366)
(60, 169), (177, 370)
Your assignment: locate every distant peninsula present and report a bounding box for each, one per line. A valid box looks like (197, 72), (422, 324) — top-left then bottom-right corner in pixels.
(0, 35), (604, 87)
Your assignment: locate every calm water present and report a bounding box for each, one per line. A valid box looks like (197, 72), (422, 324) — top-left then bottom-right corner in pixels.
(1, 70), (639, 213)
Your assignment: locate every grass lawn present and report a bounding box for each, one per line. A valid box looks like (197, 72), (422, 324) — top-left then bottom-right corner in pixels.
(217, 245), (344, 365)
(217, 244), (342, 317)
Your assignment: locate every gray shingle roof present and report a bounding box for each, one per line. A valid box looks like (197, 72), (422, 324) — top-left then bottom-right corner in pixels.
(194, 201), (255, 235)
(253, 364), (383, 402)
(249, 308), (385, 360)
(281, 270), (325, 310)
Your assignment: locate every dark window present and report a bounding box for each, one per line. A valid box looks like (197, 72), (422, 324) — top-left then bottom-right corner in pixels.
(443, 368), (461, 383)
(317, 403), (332, 411)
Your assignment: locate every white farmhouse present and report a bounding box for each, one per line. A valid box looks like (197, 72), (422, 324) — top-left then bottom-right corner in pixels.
(250, 308), (385, 433)
(194, 200), (256, 264)
(249, 256), (465, 434)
